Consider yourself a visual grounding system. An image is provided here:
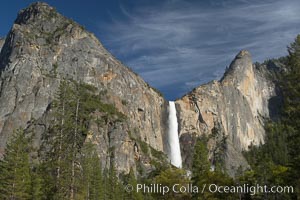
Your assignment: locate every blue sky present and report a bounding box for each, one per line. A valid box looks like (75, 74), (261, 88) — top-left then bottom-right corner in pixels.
(1, 0), (300, 100)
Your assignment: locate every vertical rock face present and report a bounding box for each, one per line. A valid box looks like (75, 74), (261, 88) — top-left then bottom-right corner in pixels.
(176, 50), (279, 176)
(0, 2), (168, 173)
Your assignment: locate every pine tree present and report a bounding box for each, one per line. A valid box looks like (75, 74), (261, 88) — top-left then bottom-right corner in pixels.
(0, 129), (32, 199)
(191, 137), (210, 200)
(89, 159), (104, 200)
(80, 142), (104, 200)
(42, 80), (119, 199)
(123, 168), (144, 200)
(191, 137), (210, 185)
(191, 137), (235, 200)
(42, 81), (75, 199)
(284, 35), (300, 198)
(153, 167), (191, 200)
(107, 154), (123, 200)
(30, 164), (44, 200)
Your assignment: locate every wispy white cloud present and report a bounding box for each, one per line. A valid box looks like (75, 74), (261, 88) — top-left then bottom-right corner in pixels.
(97, 0), (300, 99)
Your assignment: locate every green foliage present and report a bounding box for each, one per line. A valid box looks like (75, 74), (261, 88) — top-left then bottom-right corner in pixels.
(123, 168), (144, 200)
(137, 139), (149, 155)
(150, 146), (166, 160)
(192, 137), (210, 181)
(135, 160), (145, 177)
(245, 122), (289, 167)
(79, 142), (104, 200)
(0, 80), (133, 199)
(151, 86), (164, 97)
(41, 80), (126, 199)
(0, 129), (33, 199)
(153, 167), (192, 200)
(148, 159), (169, 178)
(30, 165), (44, 200)
(284, 35), (300, 198)
(191, 137), (211, 200)
(240, 35), (300, 199)
(209, 124), (227, 172)
(191, 137), (235, 200)
(104, 161), (123, 200)
(3, 36), (300, 199)
(51, 62), (58, 77)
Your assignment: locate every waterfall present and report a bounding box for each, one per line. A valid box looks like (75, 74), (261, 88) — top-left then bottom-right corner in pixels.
(168, 101), (182, 168)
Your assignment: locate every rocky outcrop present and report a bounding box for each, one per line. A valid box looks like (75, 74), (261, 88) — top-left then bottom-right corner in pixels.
(0, 38), (5, 50)
(176, 50), (280, 176)
(0, 2), (168, 174)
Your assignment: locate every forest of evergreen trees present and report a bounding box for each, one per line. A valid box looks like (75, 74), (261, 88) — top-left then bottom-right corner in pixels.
(0, 81), (129, 200)
(0, 35), (300, 199)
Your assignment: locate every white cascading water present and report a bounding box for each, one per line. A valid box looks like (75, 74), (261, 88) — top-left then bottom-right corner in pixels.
(168, 101), (182, 168)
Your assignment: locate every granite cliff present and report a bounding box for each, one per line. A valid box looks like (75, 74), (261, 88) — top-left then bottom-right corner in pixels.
(0, 2), (283, 177)
(176, 51), (282, 176)
(0, 2), (169, 175)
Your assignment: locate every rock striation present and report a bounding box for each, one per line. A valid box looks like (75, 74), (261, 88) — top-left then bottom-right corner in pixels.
(176, 50), (281, 176)
(0, 2), (168, 174)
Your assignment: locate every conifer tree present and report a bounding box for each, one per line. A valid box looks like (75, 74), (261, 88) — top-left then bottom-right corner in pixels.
(191, 137), (210, 185)
(154, 167), (191, 200)
(284, 35), (300, 198)
(80, 142), (104, 200)
(191, 137), (210, 200)
(42, 80), (119, 199)
(30, 164), (44, 200)
(0, 129), (32, 199)
(123, 168), (143, 200)
(43, 81), (74, 199)
(106, 153), (123, 200)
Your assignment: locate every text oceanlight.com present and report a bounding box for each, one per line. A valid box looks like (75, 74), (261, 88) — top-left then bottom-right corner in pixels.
(125, 183), (294, 196)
